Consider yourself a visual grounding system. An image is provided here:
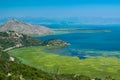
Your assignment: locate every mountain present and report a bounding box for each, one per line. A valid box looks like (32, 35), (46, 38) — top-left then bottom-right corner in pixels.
(0, 19), (53, 36)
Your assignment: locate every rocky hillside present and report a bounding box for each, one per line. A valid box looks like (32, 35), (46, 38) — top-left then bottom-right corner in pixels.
(0, 19), (53, 36)
(0, 31), (42, 50)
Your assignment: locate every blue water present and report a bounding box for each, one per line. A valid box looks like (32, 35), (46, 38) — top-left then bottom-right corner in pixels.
(36, 26), (120, 58)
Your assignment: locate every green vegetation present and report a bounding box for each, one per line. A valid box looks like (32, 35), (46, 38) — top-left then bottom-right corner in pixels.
(0, 49), (9, 60)
(0, 31), (118, 79)
(8, 46), (119, 79)
(0, 59), (54, 80)
(0, 31), (92, 80)
(42, 39), (69, 48)
(0, 59), (93, 80)
(0, 49), (92, 80)
(0, 49), (54, 80)
(0, 31), (42, 49)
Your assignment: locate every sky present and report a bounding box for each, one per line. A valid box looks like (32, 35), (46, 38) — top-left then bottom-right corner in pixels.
(0, 0), (120, 18)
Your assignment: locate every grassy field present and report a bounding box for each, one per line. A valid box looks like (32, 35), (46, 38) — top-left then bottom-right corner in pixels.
(8, 46), (120, 79)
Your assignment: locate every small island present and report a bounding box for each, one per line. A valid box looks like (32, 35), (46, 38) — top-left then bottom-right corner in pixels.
(42, 39), (69, 48)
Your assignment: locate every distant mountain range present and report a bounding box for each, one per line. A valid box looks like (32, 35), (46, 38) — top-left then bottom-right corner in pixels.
(0, 19), (53, 36)
(1, 17), (120, 27)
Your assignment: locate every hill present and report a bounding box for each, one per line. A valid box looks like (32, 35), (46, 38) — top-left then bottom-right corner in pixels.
(0, 31), (42, 50)
(0, 59), (54, 80)
(0, 19), (53, 36)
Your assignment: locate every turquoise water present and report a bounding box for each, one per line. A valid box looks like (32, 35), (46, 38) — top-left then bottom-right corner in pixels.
(36, 26), (120, 58)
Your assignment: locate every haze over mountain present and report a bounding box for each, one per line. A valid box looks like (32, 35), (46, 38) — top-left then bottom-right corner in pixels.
(0, 19), (53, 36)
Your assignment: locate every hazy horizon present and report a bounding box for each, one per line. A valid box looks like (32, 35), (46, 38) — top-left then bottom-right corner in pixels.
(0, 0), (120, 18)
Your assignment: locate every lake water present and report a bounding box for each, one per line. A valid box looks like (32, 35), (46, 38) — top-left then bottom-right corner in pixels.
(36, 25), (120, 58)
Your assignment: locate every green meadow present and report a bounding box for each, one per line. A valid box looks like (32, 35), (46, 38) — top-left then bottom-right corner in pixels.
(8, 46), (120, 79)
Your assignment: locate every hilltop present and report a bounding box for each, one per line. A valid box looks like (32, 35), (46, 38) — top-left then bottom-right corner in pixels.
(0, 19), (53, 36)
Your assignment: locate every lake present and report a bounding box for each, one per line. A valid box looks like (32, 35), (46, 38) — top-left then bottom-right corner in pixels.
(36, 25), (120, 59)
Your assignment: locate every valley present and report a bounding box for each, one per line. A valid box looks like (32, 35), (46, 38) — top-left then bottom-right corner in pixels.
(1, 0), (120, 79)
(0, 19), (120, 80)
